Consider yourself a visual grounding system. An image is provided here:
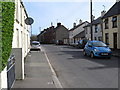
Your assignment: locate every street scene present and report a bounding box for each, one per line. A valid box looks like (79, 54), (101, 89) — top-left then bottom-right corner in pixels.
(13, 45), (119, 88)
(0, 0), (120, 90)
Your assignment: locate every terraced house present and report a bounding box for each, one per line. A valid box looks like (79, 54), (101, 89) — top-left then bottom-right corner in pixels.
(0, 0), (30, 89)
(69, 20), (89, 45)
(12, 0), (30, 80)
(102, 1), (120, 49)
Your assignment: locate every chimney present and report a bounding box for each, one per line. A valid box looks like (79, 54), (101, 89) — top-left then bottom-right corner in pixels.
(101, 10), (106, 17)
(92, 15), (95, 21)
(79, 19), (82, 24)
(73, 22), (76, 28)
(116, 0), (120, 2)
(52, 26), (54, 29)
(57, 23), (61, 27)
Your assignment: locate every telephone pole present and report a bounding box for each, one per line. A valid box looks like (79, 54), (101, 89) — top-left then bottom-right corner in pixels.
(90, 0), (93, 40)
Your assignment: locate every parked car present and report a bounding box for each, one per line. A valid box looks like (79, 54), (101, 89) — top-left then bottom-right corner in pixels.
(83, 40), (112, 58)
(77, 39), (88, 49)
(31, 41), (41, 51)
(56, 40), (64, 45)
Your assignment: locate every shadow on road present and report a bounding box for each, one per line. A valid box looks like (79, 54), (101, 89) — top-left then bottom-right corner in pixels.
(60, 49), (119, 70)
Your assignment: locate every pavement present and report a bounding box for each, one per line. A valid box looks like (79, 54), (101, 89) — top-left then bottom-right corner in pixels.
(112, 50), (120, 58)
(13, 50), (56, 88)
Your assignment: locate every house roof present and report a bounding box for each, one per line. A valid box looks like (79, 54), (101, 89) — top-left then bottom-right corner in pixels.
(74, 31), (85, 38)
(92, 17), (102, 25)
(69, 21), (89, 31)
(102, 1), (120, 19)
(54, 24), (68, 31)
(83, 17), (102, 28)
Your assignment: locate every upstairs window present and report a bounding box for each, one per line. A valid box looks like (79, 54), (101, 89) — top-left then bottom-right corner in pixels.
(95, 25), (98, 33)
(112, 16), (117, 28)
(85, 28), (88, 34)
(104, 19), (109, 29)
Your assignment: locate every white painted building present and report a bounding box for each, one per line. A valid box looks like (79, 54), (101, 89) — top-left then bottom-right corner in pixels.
(84, 11), (106, 41)
(0, 0), (30, 89)
(11, 0), (30, 80)
(69, 21), (89, 45)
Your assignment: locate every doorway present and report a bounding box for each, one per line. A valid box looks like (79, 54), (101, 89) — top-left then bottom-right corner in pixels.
(113, 33), (117, 49)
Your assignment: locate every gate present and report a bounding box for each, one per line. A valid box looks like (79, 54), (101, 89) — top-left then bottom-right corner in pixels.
(7, 55), (15, 89)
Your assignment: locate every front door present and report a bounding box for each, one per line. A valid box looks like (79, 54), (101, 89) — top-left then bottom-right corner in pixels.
(113, 33), (117, 49)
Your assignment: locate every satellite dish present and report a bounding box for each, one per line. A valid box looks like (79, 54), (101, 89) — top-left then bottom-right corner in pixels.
(25, 17), (34, 25)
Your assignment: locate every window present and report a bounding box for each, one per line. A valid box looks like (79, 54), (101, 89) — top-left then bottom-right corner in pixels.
(104, 19), (109, 29)
(95, 25), (98, 33)
(20, 6), (22, 25)
(16, 1), (19, 20)
(85, 28), (88, 34)
(98, 37), (102, 41)
(112, 16), (117, 28)
(17, 29), (19, 47)
(105, 33), (109, 44)
(94, 37), (97, 40)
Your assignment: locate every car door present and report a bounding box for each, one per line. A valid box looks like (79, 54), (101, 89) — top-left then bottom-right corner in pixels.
(87, 42), (93, 55)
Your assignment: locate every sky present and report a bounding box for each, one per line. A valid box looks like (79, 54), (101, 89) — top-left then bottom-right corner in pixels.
(23, 0), (116, 35)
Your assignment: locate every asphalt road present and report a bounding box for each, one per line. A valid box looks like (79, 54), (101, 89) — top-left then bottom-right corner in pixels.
(42, 45), (119, 88)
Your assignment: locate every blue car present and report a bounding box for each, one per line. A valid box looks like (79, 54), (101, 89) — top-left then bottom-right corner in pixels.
(83, 40), (112, 58)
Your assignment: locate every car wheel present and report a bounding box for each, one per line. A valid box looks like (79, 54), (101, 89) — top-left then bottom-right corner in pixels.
(83, 50), (86, 56)
(90, 52), (94, 58)
(107, 57), (111, 59)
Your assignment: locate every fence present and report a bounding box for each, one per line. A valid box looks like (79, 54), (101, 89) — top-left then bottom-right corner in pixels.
(7, 55), (15, 89)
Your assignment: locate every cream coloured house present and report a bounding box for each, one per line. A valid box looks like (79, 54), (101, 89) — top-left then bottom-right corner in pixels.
(102, 1), (120, 49)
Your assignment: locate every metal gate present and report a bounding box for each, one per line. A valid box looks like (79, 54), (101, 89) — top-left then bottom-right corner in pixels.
(7, 55), (15, 89)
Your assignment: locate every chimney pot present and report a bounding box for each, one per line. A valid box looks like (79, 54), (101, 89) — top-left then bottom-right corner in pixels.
(57, 23), (61, 27)
(101, 10), (106, 17)
(79, 19), (82, 24)
(73, 23), (76, 28)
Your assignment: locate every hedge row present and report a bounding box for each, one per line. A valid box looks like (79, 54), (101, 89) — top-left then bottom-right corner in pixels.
(0, 1), (15, 72)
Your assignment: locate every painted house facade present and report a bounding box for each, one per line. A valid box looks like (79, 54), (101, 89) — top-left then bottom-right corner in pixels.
(102, 1), (120, 49)
(12, 0), (30, 80)
(92, 17), (103, 41)
(0, 0), (30, 89)
(84, 11), (106, 41)
(69, 21), (89, 45)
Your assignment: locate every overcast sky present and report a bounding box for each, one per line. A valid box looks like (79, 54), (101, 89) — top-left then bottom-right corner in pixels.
(23, 0), (116, 35)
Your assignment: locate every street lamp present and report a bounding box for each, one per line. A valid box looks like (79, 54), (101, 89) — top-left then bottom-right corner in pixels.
(90, 0), (93, 40)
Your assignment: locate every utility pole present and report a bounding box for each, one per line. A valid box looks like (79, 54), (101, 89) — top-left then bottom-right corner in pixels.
(90, 0), (93, 40)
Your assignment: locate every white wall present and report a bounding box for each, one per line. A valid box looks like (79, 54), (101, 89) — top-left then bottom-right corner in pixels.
(0, 67), (7, 89)
(69, 22), (88, 44)
(11, 0), (30, 80)
(93, 24), (102, 41)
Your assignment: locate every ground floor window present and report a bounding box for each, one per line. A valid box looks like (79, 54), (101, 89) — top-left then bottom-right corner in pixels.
(105, 33), (109, 44)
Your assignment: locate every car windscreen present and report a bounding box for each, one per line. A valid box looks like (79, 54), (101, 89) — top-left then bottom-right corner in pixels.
(92, 42), (107, 47)
(32, 43), (39, 45)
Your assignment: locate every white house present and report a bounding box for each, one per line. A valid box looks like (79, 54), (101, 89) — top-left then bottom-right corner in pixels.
(0, 0), (30, 89)
(84, 11), (106, 41)
(11, 0), (30, 80)
(69, 20), (89, 45)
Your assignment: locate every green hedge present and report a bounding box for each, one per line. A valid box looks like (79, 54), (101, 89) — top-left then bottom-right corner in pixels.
(0, 1), (15, 72)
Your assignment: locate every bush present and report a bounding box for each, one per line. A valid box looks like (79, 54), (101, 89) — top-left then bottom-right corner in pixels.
(0, 1), (15, 72)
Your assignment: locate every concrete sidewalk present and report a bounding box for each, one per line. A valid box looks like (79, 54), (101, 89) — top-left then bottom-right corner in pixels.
(112, 50), (120, 58)
(13, 51), (56, 88)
